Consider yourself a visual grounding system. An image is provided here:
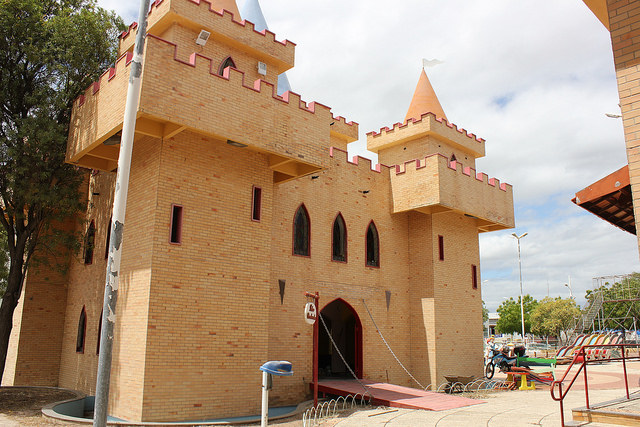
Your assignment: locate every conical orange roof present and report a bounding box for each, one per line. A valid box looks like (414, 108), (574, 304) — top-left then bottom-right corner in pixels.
(212, 0), (240, 19)
(404, 69), (447, 123)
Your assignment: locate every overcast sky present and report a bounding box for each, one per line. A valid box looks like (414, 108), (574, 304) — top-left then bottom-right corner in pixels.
(98, 0), (640, 311)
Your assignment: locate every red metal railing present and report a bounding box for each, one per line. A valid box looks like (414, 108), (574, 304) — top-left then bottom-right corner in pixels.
(550, 343), (640, 426)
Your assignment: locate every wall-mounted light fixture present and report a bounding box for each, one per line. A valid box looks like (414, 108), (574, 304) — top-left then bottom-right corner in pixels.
(195, 30), (210, 46)
(257, 61), (267, 76)
(227, 139), (248, 148)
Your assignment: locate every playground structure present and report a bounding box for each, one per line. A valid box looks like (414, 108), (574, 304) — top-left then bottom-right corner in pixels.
(572, 274), (640, 339)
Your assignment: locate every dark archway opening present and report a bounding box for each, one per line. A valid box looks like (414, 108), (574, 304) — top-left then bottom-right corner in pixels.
(318, 298), (362, 379)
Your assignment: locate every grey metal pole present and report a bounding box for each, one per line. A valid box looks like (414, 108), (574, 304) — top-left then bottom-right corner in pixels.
(261, 371), (269, 427)
(93, 0), (150, 425)
(512, 232), (527, 345)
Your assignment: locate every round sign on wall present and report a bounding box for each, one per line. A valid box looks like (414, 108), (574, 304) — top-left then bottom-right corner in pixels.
(304, 302), (317, 325)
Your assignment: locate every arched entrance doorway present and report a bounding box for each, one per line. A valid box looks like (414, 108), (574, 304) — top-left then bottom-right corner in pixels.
(318, 298), (363, 379)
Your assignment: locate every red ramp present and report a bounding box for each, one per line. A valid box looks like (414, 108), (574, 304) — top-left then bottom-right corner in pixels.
(317, 379), (483, 411)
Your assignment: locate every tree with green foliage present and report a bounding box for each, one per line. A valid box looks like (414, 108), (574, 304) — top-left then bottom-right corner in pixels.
(531, 297), (581, 344)
(482, 300), (489, 333)
(0, 0), (123, 382)
(496, 295), (538, 335)
(482, 300), (489, 324)
(585, 273), (640, 331)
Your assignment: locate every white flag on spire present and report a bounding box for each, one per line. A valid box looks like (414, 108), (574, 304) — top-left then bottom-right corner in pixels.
(423, 58), (444, 68)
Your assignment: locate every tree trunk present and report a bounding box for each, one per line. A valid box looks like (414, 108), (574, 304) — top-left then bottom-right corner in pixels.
(0, 246), (25, 384)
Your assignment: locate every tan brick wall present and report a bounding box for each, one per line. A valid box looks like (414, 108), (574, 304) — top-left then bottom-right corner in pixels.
(2, 276), (67, 386)
(108, 135), (161, 421)
(430, 212), (483, 384)
(407, 212), (434, 386)
(269, 149), (415, 403)
(3, 216), (76, 387)
(138, 131), (272, 421)
(159, 23), (282, 88)
(58, 171), (115, 393)
(607, 0), (640, 252)
(139, 36), (332, 169)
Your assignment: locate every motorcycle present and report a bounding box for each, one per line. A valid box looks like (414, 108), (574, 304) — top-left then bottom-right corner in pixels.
(484, 345), (524, 379)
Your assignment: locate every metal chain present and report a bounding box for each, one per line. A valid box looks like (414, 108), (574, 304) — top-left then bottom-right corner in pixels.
(361, 299), (425, 389)
(318, 312), (372, 398)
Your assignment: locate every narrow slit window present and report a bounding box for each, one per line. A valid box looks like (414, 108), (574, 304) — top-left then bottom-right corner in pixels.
(219, 56), (237, 75)
(472, 265), (478, 290)
(293, 204), (310, 256)
(83, 221), (95, 265)
(96, 313), (102, 355)
(438, 235), (444, 261)
(170, 205), (183, 244)
(332, 213), (347, 262)
(252, 186), (262, 222)
(366, 221), (379, 267)
(76, 307), (86, 353)
(104, 217), (112, 259)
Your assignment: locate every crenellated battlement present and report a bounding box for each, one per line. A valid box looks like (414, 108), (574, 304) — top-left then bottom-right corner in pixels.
(72, 35), (356, 131)
(328, 147), (510, 193)
(67, 33), (357, 172)
(329, 147), (391, 173)
(118, 0), (295, 70)
(142, 34), (353, 125)
(367, 112), (486, 159)
(121, 0), (294, 47)
(389, 153), (514, 231)
(394, 154), (510, 192)
(75, 52), (133, 108)
(367, 112), (484, 143)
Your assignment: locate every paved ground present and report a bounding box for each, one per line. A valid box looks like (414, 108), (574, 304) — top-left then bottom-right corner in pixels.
(325, 361), (640, 427)
(2, 361), (639, 426)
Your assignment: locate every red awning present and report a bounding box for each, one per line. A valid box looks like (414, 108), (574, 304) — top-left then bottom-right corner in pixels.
(572, 165), (635, 234)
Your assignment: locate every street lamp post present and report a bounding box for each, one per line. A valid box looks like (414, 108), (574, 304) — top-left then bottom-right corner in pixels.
(564, 282), (573, 299)
(512, 232), (528, 345)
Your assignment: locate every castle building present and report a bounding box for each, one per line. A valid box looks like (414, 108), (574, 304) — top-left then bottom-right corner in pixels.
(3, 0), (514, 422)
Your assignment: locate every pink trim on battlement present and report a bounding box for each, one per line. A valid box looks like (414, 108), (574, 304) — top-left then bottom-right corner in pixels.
(366, 112), (485, 144)
(143, 34), (345, 117)
(392, 153), (509, 192)
(331, 114), (358, 128)
(75, 35), (355, 130)
(76, 51), (134, 107)
(328, 147), (391, 173)
(119, 0), (295, 48)
(328, 147), (508, 190)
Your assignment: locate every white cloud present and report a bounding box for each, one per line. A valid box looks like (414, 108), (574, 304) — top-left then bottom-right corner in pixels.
(97, 0), (640, 310)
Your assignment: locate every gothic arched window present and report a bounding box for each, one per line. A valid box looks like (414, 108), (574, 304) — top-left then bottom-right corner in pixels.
(366, 221), (379, 267)
(293, 204), (310, 256)
(219, 56), (237, 75)
(332, 213), (347, 262)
